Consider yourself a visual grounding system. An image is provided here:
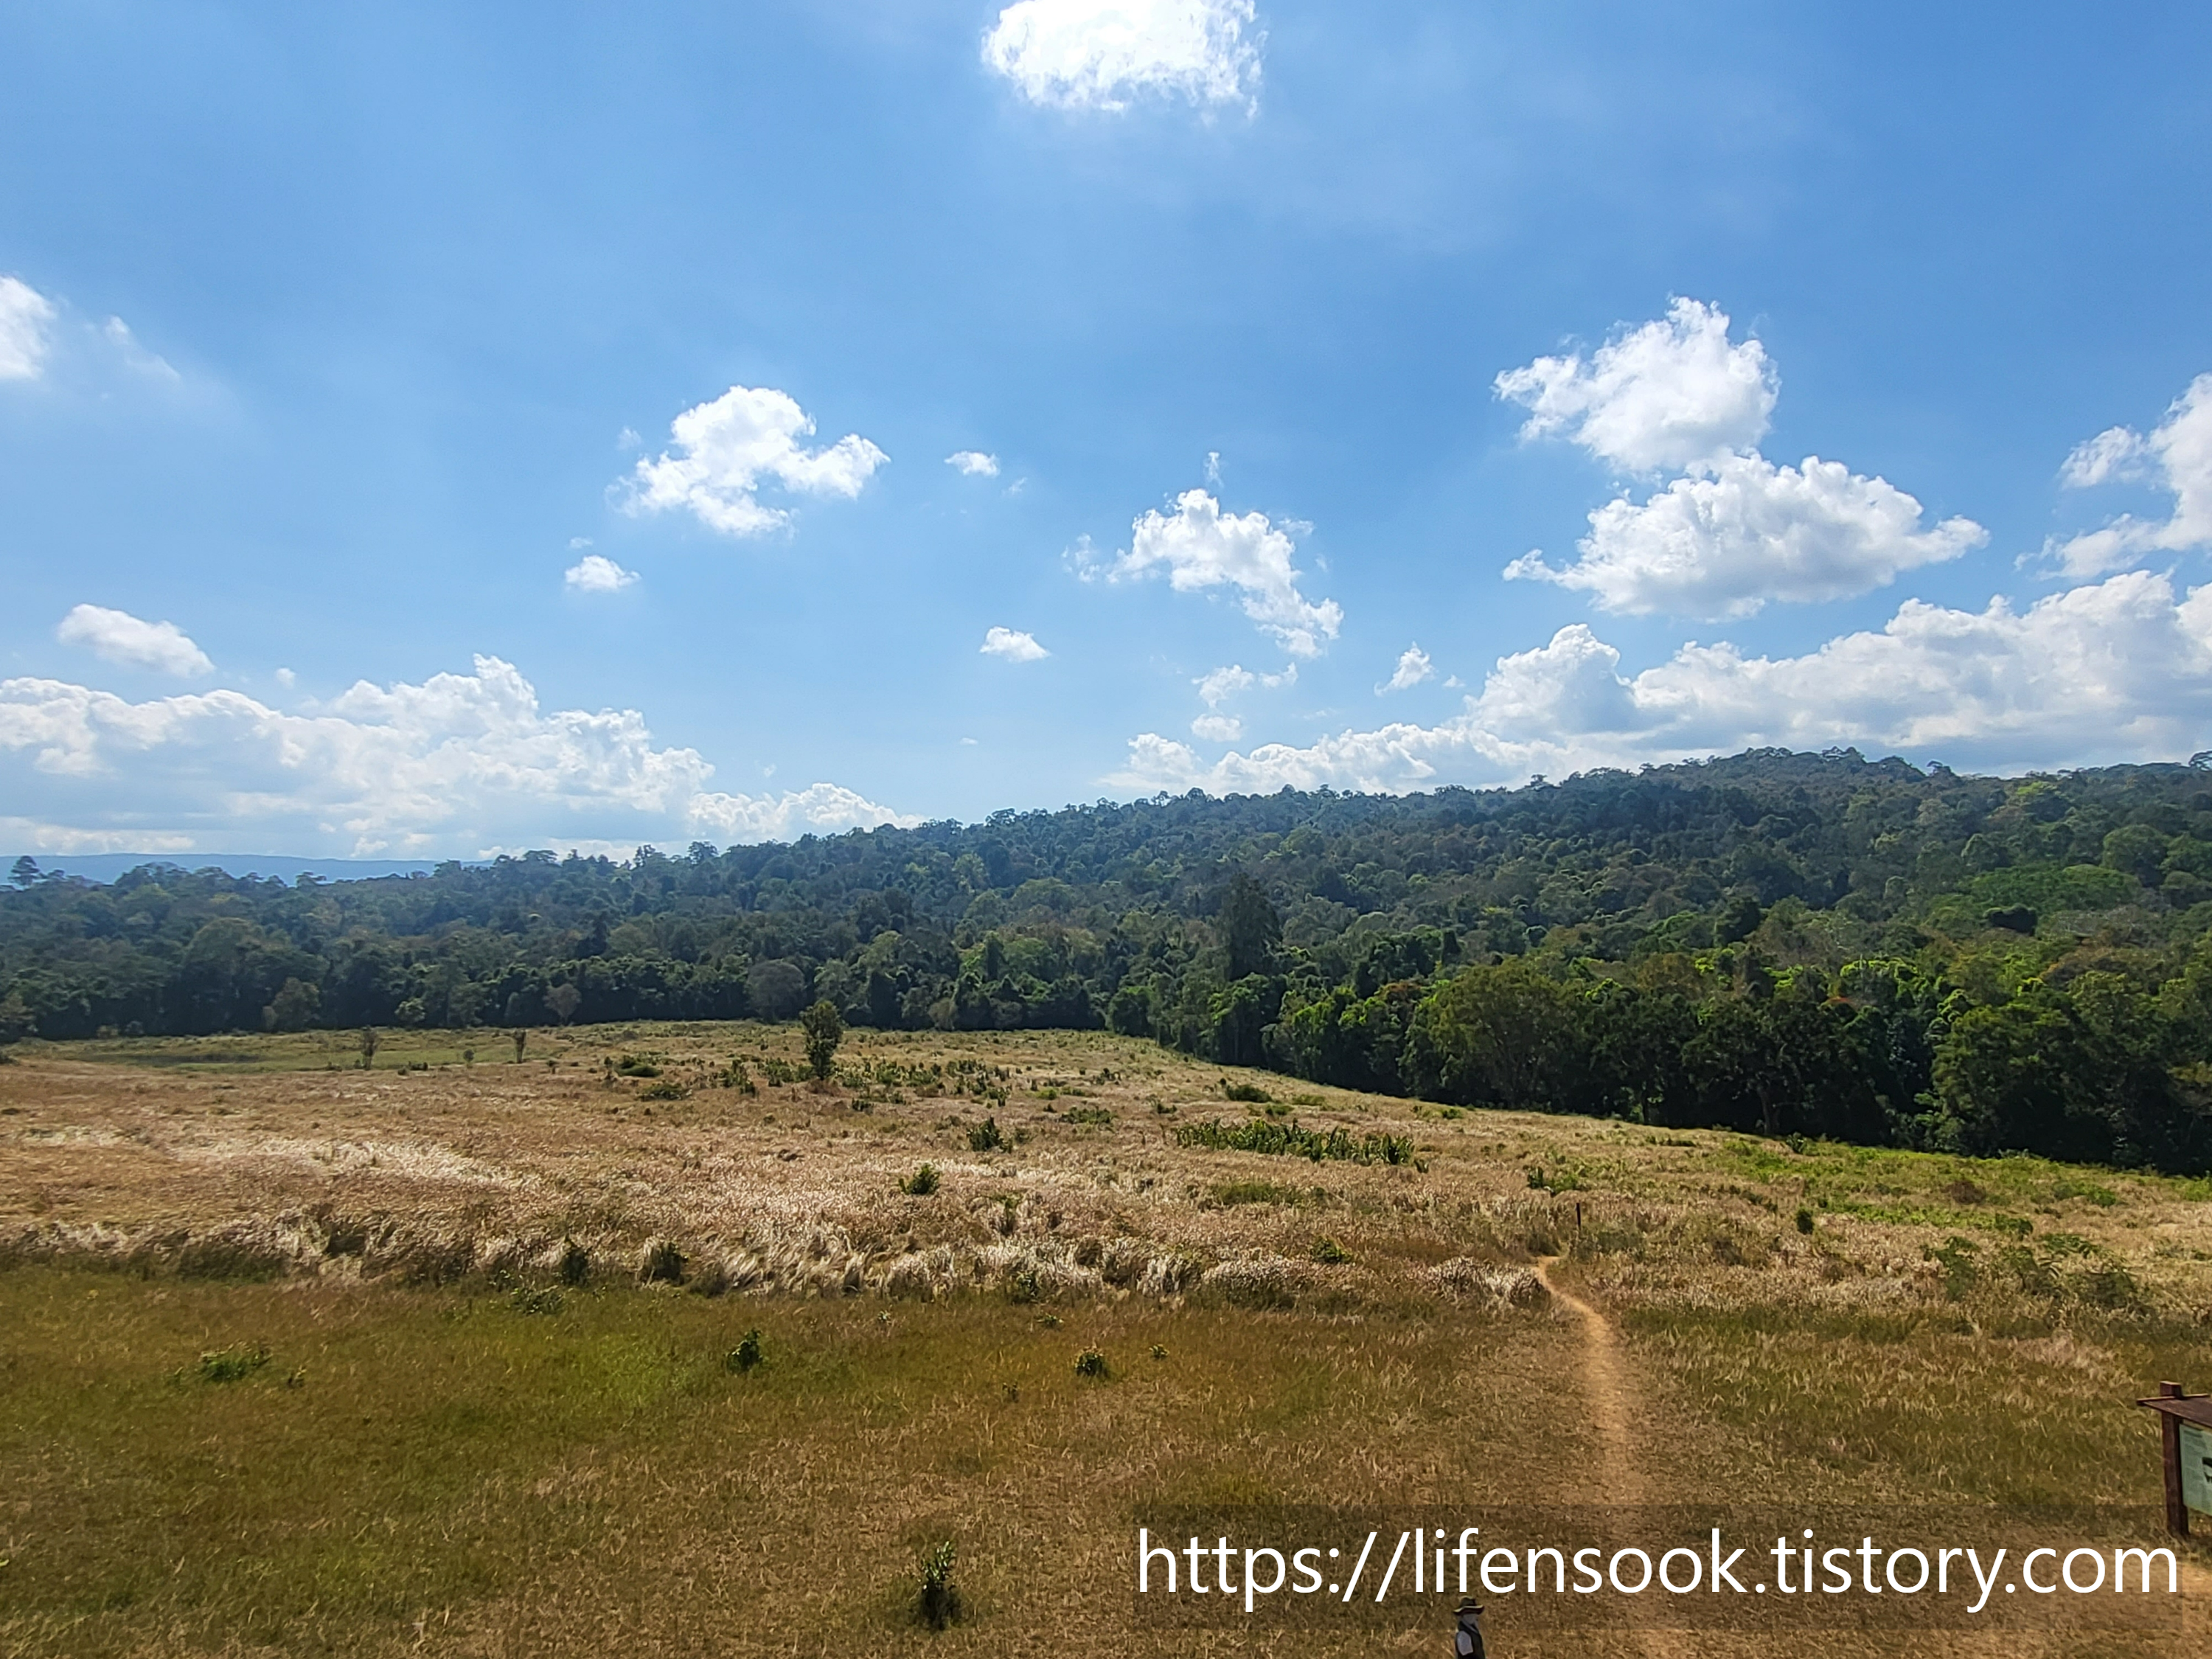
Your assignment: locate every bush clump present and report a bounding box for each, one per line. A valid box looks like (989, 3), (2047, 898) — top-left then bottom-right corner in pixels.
(967, 1116), (1009, 1152)
(901, 1164), (942, 1197)
(1073, 1347), (1109, 1379)
(727, 1329), (765, 1372)
(1176, 1116), (1415, 1166)
(918, 1539), (961, 1630)
(196, 1343), (271, 1384)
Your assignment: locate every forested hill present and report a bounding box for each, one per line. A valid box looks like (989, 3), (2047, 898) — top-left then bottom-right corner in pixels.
(7, 748), (2212, 1172)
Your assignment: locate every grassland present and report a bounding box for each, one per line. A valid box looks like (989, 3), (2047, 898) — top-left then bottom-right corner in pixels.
(1, 1023), (2208, 1656)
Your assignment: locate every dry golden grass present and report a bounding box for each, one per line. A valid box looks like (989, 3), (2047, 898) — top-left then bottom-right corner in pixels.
(1, 1023), (2208, 1655)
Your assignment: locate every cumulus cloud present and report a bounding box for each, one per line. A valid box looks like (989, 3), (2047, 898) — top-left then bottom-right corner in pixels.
(623, 385), (886, 537)
(983, 0), (1261, 112)
(1110, 489), (1341, 656)
(1194, 661), (1293, 706)
(0, 655), (914, 857)
(2049, 373), (2212, 577)
(1111, 570), (2212, 793)
(0, 276), (56, 381)
(1499, 299), (1983, 618)
(1506, 453), (1986, 619)
(981, 626), (1050, 661)
(1495, 298), (1775, 475)
(1378, 642), (1433, 693)
(947, 450), (1001, 477)
(1190, 713), (1242, 742)
(687, 782), (917, 843)
(564, 553), (639, 593)
(55, 605), (214, 677)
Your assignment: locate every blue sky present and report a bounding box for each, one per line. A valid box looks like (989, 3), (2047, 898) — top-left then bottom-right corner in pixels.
(4, 1), (2211, 858)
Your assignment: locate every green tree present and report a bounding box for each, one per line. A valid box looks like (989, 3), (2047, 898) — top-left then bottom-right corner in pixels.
(801, 998), (844, 1080)
(1220, 874), (1282, 981)
(265, 978), (321, 1033)
(1408, 959), (1585, 1109)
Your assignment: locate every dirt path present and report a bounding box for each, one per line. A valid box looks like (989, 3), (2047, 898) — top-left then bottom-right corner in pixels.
(1532, 1258), (2212, 1656)
(1533, 1256), (1702, 1658)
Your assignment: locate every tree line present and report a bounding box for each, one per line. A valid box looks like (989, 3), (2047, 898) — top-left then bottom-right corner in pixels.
(5, 746), (2211, 1171)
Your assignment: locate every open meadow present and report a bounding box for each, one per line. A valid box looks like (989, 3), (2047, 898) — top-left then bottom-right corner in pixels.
(2, 1023), (2208, 1656)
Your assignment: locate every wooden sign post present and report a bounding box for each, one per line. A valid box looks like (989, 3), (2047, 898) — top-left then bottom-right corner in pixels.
(2135, 1381), (2212, 1537)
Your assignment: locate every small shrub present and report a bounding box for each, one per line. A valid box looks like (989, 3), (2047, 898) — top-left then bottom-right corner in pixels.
(918, 1539), (961, 1630)
(1006, 1265), (1043, 1304)
(967, 1116), (1009, 1152)
(558, 1239), (591, 1286)
(640, 1239), (686, 1284)
(1073, 1347), (1109, 1379)
(1310, 1236), (1354, 1265)
(902, 1163), (942, 1197)
(1062, 1105), (1112, 1126)
(637, 1079), (688, 1101)
(1221, 1079), (1272, 1103)
(1794, 1207), (1815, 1234)
(727, 1329), (765, 1372)
(614, 1053), (659, 1077)
(197, 1343), (270, 1384)
(511, 1286), (564, 1315)
(1149, 1343), (1167, 1360)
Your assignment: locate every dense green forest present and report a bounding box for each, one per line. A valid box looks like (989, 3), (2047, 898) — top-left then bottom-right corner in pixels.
(7, 748), (2212, 1172)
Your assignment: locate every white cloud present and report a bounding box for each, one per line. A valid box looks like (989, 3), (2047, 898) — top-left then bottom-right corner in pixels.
(1506, 453), (1986, 619)
(55, 605), (214, 678)
(1495, 298), (1776, 475)
(101, 316), (178, 381)
(623, 385), (887, 537)
(947, 450), (1001, 477)
(1112, 488), (1341, 656)
(686, 782), (917, 843)
(1194, 663), (1256, 706)
(2050, 373), (2212, 577)
(274, 668), (296, 689)
(0, 655), (915, 857)
(983, 0), (1261, 112)
(564, 553), (640, 593)
(1190, 713), (1242, 742)
(1498, 299), (1983, 618)
(981, 626), (1050, 661)
(1378, 642), (1433, 693)
(0, 276), (56, 381)
(1111, 570), (2212, 793)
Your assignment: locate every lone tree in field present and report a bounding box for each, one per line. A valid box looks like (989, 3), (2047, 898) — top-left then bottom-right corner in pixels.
(511, 1028), (529, 1064)
(358, 1026), (378, 1069)
(800, 999), (844, 1081)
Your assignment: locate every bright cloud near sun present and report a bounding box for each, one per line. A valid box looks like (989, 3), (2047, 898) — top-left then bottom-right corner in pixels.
(983, 0), (1262, 113)
(1498, 300), (1983, 619)
(55, 605), (214, 678)
(0, 655), (914, 857)
(0, 275), (56, 381)
(1111, 488), (1340, 657)
(622, 384), (887, 537)
(564, 553), (639, 593)
(1113, 568), (2212, 795)
(2049, 372), (2212, 576)
(980, 626), (1049, 661)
